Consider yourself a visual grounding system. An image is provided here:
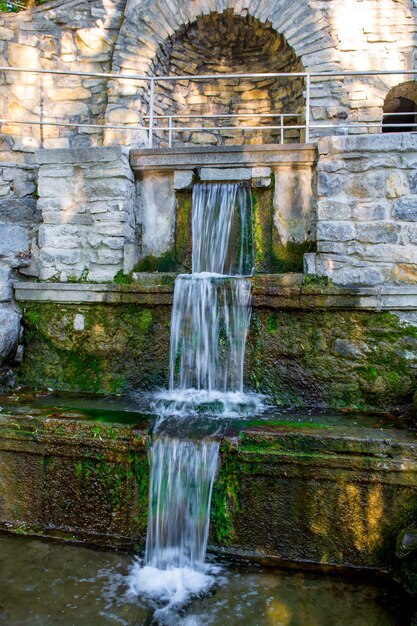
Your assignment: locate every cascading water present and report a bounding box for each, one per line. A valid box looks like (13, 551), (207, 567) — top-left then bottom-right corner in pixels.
(156, 182), (257, 416)
(129, 183), (255, 619)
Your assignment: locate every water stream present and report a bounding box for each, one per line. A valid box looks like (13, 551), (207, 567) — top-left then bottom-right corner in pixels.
(129, 183), (255, 618)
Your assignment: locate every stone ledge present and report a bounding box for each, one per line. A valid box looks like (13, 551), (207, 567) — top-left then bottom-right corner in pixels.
(13, 277), (417, 310)
(130, 144), (318, 171)
(36, 146), (128, 165)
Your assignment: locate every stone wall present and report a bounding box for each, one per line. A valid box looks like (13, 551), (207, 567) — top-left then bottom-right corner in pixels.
(35, 147), (138, 281)
(2, 408), (417, 578)
(150, 12), (304, 147)
(14, 283), (417, 411)
(313, 134), (417, 286)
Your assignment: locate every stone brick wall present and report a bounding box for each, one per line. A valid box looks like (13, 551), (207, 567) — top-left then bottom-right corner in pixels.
(150, 12), (304, 147)
(313, 134), (417, 286)
(35, 147), (138, 281)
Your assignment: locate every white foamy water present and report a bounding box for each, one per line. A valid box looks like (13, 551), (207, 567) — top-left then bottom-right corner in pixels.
(127, 437), (220, 612)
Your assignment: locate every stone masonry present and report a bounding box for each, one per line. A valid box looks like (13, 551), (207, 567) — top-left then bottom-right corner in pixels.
(312, 133), (417, 286)
(0, 0), (417, 377)
(36, 146), (137, 281)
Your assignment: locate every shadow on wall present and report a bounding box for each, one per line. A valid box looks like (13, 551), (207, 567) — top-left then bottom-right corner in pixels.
(382, 81), (417, 133)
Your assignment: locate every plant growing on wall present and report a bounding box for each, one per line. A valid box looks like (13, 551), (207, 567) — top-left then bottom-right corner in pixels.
(0, 0), (49, 11)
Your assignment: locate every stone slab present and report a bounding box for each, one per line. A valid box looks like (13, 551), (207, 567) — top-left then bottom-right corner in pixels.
(130, 144), (318, 171)
(36, 147), (128, 165)
(199, 167), (252, 181)
(13, 278), (417, 311)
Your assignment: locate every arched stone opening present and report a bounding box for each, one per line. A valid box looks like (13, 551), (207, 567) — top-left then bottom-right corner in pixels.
(382, 81), (417, 133)
(148, 10), (305, 147)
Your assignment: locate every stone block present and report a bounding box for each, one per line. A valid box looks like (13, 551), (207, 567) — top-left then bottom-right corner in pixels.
(36, 147), (127, 166)
(303, 253), (316, 275)
(7, 42), (40, 69)
(252, 167), (271, 178)
(140, 172), (175, 257)
(409, 172), (417, 194)
(386, 172), (405, 199)
(0, 266), (11, 302)
(199, 167), (252, 181)
(38, 224), (81, 250)
(317, 200), (351, 221)
(38, 176), (73, 198)
(334, 339), (369, 359)
(393, 264), (417, 284)
(123, 243), (139, 274)
(174, 170), (194, 190)
(13, 180), (36, 198)
(393, 198), (417, 221)
(0, 306), (20, 363)
(355, 223), (401, 244)
(317, 172), (342, 197)
(0, 197), (38, 223)
(73, 314), (85, 331)
(316, 221), (355, 242)
(0, 223), (30, 260)
(351, 201), (390, 222)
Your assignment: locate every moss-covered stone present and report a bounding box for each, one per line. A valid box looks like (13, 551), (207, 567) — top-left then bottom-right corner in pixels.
(248, 309), (417, 411)
(17, 300), (417, 412)
(19, 302), (171, 393)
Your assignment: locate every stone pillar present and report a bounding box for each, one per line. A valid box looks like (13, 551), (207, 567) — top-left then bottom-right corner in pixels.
(36, 147), (138, 282)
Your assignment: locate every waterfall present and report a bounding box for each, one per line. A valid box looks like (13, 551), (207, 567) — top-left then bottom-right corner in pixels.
(145, 437), (220, 570)
(129, 183), (254, 616)
(155, 182), (255, 416)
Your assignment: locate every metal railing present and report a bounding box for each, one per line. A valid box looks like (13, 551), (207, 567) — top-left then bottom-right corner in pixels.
(0, 66), (416, 148)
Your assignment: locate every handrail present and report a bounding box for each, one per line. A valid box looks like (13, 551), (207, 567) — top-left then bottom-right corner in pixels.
(1, 66), (417, 148)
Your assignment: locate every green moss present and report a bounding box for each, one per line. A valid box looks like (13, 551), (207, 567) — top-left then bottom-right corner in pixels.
(252, 189), (273, 272)
(248, 309), (417, 412)
(271, 240), (316, 273)
(175, 190), (192, 272)
(19, 302), (170, 393)
(211, 442), (240, 545)
(135, 250), (179, 273)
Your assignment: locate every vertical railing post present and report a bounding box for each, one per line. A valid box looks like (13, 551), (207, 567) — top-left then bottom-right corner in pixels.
(305, 73), (311, 143)
(168, 116), (173, 148)
(148, 77), (155, 148)
(280, 114), (284, 144)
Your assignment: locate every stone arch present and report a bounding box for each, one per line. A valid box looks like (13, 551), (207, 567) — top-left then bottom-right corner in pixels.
(382, 81), (417, 133)
(150, 11), (305, 147)
(103, 0), (338, 147)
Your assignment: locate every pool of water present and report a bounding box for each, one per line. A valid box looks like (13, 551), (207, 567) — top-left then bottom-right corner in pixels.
(0, 390), (415, 442)
(0, 534), (413, 626)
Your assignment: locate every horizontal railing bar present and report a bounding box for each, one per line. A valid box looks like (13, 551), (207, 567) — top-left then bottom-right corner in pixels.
(1, 66), (417, 82)
(0, 118), (305, 132)
(312, 123), (417, 128)
(0, 119), (148, 131)
(143, 113), (303, 120)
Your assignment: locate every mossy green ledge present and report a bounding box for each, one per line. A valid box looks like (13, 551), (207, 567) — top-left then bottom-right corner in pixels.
(1, 410), (417, 593)
(12, 276), (417, 411)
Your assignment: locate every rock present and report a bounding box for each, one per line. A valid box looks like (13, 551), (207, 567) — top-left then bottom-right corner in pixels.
(334, 339), (368, 359)
(303, 252), (316, 275)
(0, 307), (21, 363)
(174, 170), (194, 190)
(386, 172), (405, 199)
(0, 366), (16, 393)
(393, 198), (417, 222)
(0, 223), (30, 262)
(396, 528), (417, 558)
(317, 221), (355, 242)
